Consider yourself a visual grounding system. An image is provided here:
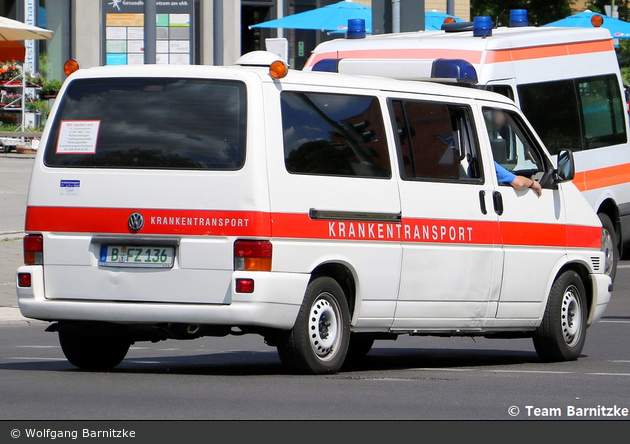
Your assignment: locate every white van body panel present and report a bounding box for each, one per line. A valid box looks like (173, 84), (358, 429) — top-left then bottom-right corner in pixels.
(16, 63), (609, 340)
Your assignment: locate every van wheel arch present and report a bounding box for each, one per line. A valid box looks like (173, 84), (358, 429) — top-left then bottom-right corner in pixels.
(310, 262), (357, 321)
(597, 199), (621, 255)
(547, 263), (594, 327)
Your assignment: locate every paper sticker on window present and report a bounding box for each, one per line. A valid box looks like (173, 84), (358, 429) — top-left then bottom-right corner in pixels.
(56, 120), (101, 154)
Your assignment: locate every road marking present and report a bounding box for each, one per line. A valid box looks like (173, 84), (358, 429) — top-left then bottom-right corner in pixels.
(14, 345), (57, 349)
(158, 348), (182, 351)
(610, 360), (630, 363)
(412, 368), (630, 377)
(588, 372), (630, 376)
(129, 346), (150, 350)
(127, 361), (162, 364)
(599, 320), (630, 324)
(7, 357), (61, 361)
(616, 264), (630, 268)
(1, 282), (14, 286)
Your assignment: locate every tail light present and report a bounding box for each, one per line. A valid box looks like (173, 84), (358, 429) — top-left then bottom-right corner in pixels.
(234, 240), (272, 271)
(24, 234), (43, 265)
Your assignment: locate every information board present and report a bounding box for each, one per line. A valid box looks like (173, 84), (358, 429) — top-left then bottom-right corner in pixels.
(102, 1), (195, 65)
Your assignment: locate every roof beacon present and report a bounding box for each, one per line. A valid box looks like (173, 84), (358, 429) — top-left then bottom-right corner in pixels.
(346, 18), (367, 39)
(431, 58), (479, 85)
(510, 9), (528, 27)
(473, 16), (492, 37)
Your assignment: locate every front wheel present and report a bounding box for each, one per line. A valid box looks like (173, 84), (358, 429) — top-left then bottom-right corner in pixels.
(277, 276), (350, 374)
(533, 270), (587, 362)
(59, 330), (130, 370)
(599, 213), (618, 282)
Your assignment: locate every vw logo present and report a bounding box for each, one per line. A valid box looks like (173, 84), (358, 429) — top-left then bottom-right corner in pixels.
(128, 212), (144, 232)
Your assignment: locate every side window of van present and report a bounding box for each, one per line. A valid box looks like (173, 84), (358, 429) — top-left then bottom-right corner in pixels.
(281, 92), (391, 178)
(483, 107), (544, 177)
(391, 100), (482, 182)
(518, 74), (627, 154)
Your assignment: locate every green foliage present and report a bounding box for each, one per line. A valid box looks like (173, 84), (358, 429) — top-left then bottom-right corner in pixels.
(586, 1), (630, 21)
(26, 99), (51, 117)
(470, 0), (573, 26)
(40, 78), (62, 96)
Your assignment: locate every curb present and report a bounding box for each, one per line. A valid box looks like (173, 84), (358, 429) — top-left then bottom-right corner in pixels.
(0, 307), (49, 326)
(1, 232), (25, 241)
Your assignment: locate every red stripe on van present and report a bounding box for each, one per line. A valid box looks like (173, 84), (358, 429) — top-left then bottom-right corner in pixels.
(572, 162), (630, 192)
(25, 206), (272, 237)
(485, 39), (613, 64)
(25, 207), (601, 249)
(306, 40), (613, 69)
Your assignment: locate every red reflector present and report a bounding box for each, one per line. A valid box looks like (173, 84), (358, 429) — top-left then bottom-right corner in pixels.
(234, 240), (272, 258)
(18, 273), (32, 288)
(235, 278), (255, 293)
(23, 234), (43, 265)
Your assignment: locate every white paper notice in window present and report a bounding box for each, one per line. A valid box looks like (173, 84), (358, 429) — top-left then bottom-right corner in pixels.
(56, 120), (101, 154)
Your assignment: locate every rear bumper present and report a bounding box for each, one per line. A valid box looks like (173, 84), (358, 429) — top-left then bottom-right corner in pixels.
(16, 266), (309, 330)
(588, 273), (612, 326)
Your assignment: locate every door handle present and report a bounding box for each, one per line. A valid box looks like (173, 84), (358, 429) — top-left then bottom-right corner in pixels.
(493, 191), (504, 215)
(479, 190), (487, 215)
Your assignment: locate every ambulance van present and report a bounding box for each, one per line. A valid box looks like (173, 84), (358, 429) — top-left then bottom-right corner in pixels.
(16, 51), (610, 374)
(305, 11), (629, 282)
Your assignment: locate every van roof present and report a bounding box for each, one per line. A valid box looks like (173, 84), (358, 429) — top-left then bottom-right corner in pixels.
(309, 26), (613, 53)
(65, 62), (515, 107)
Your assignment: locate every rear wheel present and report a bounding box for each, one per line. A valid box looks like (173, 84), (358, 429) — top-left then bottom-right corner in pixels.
(599, 213), (618, 282)
(277, 276), (350, 374)
(1, 143), (9, 153)
(59, 330), (130, 370)
(533, 270), (587, 362)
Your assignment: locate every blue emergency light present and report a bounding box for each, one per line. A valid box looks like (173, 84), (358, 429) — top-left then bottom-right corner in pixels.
(347, 18), (367, 39)
(510, 9), (528, 27)
(473, 16), (492, 37)
(431, 59), (478, 85)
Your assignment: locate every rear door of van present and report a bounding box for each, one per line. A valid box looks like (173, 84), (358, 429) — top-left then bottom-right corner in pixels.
(26, 72), (270, 305)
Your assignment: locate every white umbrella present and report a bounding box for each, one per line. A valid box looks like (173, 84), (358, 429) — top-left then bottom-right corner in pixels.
(0, 15), (53, 132)
(0, 15), (53, 40)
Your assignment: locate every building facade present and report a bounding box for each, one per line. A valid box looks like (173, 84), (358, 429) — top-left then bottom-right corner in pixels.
(0, 0), (472, 78)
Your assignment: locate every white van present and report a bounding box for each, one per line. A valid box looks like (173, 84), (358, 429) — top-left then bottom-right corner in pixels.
(16, 52), (611, 374)
(305, 13), (629, 282)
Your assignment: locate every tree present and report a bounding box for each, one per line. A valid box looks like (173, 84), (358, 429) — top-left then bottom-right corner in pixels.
(470, 1), (573, 26)
(586, 1), (629, 21)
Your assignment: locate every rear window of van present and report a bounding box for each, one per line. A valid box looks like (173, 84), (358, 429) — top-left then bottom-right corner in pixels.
(43, 78), (247, 170)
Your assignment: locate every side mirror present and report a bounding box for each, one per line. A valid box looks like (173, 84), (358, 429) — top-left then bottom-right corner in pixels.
(555, 149), (575, 183)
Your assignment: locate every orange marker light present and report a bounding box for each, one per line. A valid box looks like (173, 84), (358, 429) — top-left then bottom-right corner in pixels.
(63, 59), (80, 76)
(591, 14), (604, 27)
(269, 60), (288, 79)
(443, 17), (456, 24)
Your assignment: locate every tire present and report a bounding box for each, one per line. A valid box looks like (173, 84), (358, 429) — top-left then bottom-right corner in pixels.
(59, 330), (130, 370)
(277, 276), (350, 374)
(345, 334), (375, 361)
(533, 270), (587, 362)
(1, 143), (9, 154)
(599, 213), (618, 283)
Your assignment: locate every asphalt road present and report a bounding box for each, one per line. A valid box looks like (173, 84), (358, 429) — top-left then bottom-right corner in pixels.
(1, 154), (629, 420)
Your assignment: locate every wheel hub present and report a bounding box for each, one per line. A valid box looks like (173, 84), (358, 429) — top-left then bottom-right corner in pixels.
(308, 294), (341, 360)
(602, 228), (614, 276)
(562, 285), (582, 346)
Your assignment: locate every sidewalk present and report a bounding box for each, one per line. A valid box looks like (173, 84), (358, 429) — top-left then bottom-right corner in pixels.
(0, 153), (40, 325)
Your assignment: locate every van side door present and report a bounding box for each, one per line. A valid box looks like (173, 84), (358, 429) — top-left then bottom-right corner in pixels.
(390, 98), (503, 330)
(265, 86), (403, 329)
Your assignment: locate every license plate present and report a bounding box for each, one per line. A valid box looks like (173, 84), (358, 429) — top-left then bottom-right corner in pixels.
(99, 245), (175, 268)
